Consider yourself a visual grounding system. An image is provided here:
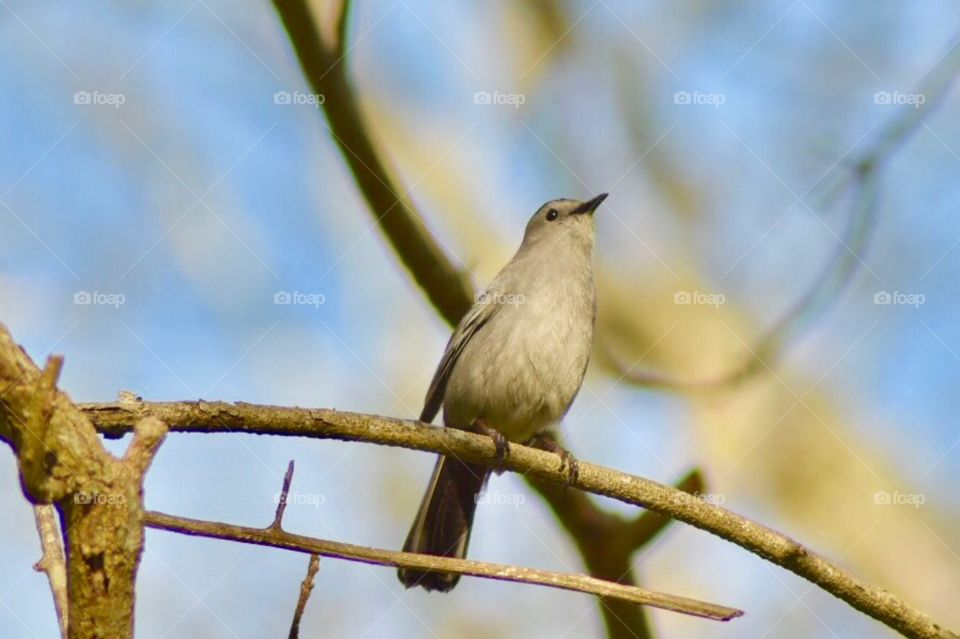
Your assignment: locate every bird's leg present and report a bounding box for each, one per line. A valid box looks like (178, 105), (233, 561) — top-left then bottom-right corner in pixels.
(470, 417), (510, 473)
(527, 431), (579, 487)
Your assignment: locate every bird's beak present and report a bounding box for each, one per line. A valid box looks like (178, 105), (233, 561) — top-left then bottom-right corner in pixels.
(573, 193), (608, 215)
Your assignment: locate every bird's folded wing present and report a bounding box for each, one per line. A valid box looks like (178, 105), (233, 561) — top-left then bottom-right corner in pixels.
(419, 294), (499, 423)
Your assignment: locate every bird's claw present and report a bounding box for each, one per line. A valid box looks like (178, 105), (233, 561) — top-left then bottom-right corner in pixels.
(471, 418), (510, 474)
(528, 432), (579, 487)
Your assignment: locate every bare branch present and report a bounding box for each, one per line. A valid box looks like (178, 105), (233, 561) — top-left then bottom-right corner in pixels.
(32, 505), (68, 639)
(272, 0), (474, 324)
(84, 399), (957, 639)
(626, 468), (703, 549)
(269, 459), (319, 637)
(143, 510), (742, 621)
(270, 460), (296, 531)
(288, 554), (321, 639)
(122, 416), (167, 475)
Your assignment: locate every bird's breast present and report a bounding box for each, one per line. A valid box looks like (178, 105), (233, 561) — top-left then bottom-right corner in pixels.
(443, 269), (595, 441)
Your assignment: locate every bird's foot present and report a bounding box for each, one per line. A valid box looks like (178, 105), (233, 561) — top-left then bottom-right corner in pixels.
(470, 418), (510, 474)
(528, 431), (579, 487)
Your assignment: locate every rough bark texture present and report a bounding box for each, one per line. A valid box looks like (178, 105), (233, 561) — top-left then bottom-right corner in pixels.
(0, 324), (166, 639)
(33, 504), (69, 637)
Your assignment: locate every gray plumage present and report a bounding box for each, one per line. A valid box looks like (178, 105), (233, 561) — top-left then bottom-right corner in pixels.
(398, 194), (606, 592)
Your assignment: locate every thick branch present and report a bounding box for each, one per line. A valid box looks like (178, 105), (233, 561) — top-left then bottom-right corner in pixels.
(273, 0), (473, 323)
(142, 510), (741, 621)
(626, 469), (703, 548)
(84, 400), (957, 639)
(0, 324), (167, 639)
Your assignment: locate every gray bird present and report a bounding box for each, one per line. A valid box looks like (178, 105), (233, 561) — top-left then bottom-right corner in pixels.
(398, 193), (606, 592)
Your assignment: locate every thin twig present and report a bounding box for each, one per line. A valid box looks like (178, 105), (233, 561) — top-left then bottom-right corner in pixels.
(84, 400), (957, 639)
(270, 459), (317, 636)
(271, 460), (296, 531)
(288, 554), (321, 639)
(32, 505), (68, 639)
(143, 510), (741, 621)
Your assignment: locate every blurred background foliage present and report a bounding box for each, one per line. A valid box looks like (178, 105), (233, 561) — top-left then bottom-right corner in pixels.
(1, 0), (958, 637)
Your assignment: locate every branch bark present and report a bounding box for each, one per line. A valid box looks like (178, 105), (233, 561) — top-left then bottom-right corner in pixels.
(288, 554), (321, 639)
(273, 0), (473, 324)
(33, 504), (68, 638)
(84, 399), (957, 639)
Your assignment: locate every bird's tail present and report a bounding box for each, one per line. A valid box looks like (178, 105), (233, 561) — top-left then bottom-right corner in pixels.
(398, 455), (489, 591)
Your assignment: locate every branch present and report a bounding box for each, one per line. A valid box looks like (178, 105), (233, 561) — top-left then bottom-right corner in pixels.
(142, 510), (741, 621)
(84, 400), (957, 639)
(272, 460), (322, 639)
(270, 460), (296, 531)
(0, 323), (167, 639)
(273, 0), (473, 324)
(524, 466), (703, 635)
(289, 555), (321, 639)
(33, 505), (68, 639)
(626, 469), (703, 549)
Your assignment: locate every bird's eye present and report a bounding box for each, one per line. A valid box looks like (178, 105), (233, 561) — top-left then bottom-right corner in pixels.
(546, 209), (559, 221)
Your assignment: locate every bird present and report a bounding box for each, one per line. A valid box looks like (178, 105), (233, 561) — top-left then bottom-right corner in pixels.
(398, 193), (606, 592)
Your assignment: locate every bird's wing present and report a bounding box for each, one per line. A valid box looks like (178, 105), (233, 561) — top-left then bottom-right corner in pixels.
(419, 295), (499, 423)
